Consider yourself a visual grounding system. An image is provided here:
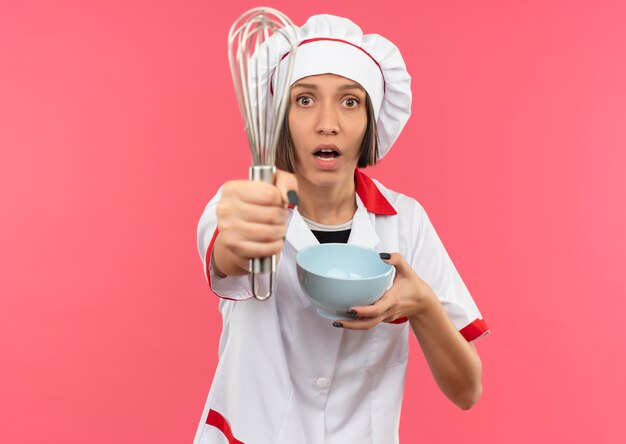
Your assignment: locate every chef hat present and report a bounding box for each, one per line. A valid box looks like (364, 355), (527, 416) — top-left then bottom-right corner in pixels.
(250, 14), (412, 160)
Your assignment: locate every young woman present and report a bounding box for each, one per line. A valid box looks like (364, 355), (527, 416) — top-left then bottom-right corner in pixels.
(194, 14), (489, 444)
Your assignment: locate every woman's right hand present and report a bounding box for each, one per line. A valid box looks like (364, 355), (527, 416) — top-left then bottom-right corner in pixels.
(212, 169), (298, 276)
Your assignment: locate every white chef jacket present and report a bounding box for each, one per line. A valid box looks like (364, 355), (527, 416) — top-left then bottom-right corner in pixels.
(193, 170), (489, 444)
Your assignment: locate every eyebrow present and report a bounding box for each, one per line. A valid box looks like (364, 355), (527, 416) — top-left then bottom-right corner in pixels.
(292, 82), (365, 92)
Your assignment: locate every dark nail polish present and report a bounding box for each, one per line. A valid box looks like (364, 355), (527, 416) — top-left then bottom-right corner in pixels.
(379, 252), (391, 260)
(332, 321), (344, 328)
(287, 190), (299, 206)
(346, 309), (357, 316)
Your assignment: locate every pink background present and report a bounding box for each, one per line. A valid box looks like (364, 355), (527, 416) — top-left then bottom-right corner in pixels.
(1, 0), (625, 442)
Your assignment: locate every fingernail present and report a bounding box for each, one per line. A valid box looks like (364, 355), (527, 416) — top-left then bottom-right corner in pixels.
(287, 190), (299, 206)
(379, 252), (391, 260)
(346, 309), (357, 316)
(332, 321), (343, 328)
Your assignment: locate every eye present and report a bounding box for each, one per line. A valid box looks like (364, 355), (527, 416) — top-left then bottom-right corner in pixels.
(343, 97), (360, 108)
(296, 96), (313, 106)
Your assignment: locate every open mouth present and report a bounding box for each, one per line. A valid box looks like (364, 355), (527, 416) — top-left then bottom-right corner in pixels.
(313, 149), (341, 161)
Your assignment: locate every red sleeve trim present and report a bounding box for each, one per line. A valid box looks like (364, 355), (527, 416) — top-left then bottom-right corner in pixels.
(205, 227), (220, 288)
(206, 409), (245, 444)
(460, 318), (489, 342)
(204, 228), (253, 302)
(388, 316), (409, 324)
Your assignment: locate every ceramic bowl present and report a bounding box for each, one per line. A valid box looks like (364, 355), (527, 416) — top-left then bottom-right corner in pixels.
(296, 243), (394, 321)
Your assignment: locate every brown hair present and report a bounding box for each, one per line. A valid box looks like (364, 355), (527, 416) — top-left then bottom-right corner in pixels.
(275, 94), (379, 173)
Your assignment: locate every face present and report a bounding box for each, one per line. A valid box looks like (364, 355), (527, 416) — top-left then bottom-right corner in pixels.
(288, 73), (368, 188)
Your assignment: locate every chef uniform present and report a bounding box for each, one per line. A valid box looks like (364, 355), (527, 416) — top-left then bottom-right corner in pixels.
(194, 14), (489, 444)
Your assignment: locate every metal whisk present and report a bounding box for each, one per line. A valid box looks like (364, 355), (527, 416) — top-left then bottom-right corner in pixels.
(228, 7), (298, 300)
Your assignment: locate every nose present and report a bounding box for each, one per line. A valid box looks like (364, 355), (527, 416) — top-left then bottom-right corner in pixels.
(315, 103), (339, 135)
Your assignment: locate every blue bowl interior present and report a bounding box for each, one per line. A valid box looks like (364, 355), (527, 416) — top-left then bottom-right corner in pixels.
(297, 244), (391, 280)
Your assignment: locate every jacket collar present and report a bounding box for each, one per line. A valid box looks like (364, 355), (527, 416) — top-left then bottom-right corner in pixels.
(354, 169), (397, 216)
(286, 169), (396, 252)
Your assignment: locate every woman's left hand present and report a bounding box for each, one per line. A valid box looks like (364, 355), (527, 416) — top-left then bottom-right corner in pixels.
(338, 252), (435, 330)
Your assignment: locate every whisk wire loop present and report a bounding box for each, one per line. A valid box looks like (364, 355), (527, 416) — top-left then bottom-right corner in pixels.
(227, 8), (298, 299)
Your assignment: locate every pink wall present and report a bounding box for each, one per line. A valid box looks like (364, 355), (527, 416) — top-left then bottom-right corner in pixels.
(1, 0), (625, 442)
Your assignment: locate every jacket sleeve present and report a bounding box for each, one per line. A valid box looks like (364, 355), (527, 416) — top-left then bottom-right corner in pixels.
(410, 203), (490, 342)
(196, 186), (254, 301)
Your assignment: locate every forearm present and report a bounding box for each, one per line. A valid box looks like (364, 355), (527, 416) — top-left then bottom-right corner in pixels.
(409, 292), (483, 410)
(207, 173), (295, 280)
(212, 234), (283, 278)
(212, 234), (249, 277)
